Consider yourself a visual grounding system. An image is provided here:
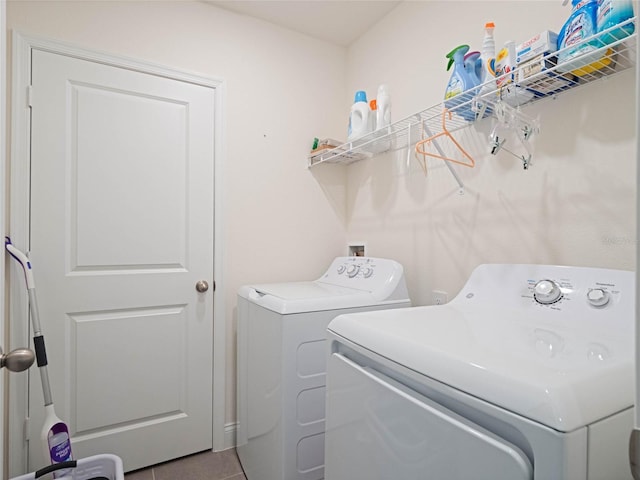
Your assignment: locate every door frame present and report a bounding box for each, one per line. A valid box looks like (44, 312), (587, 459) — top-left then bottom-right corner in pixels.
(9, 31), (227, 474)
(0, 1), (6, 477)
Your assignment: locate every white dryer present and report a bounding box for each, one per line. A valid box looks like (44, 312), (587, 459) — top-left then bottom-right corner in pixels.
(236, 256), (411, 480)
(325, 264), (635, 480)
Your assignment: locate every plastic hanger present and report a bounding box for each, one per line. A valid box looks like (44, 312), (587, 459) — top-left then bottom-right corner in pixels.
(486, 96), (539, 169)
(414, 108), (476, 170)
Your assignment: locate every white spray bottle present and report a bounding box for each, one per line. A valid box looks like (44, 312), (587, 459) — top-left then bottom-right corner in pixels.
(375, 84), (391, 130)
(479, 22), (497, 96)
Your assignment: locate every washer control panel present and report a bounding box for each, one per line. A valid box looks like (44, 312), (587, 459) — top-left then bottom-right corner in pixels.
(320, 256), (405, 292)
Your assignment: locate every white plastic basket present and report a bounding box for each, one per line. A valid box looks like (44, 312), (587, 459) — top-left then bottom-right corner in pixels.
(10, 454), (124, 480)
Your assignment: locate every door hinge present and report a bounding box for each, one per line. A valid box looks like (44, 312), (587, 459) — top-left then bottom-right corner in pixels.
(27, 85), (33, 108)
(213, 280), (216, 292)
(23, 416), (30, 441)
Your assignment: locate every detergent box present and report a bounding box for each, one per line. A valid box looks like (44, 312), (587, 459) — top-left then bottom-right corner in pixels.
(516, 31), (558, 64)
(516, 54), (579, 97)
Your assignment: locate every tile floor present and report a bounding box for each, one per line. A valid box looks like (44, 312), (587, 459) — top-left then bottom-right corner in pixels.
(124, 449), (247, 480)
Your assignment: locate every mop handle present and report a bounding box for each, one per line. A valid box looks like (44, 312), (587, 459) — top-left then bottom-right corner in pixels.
(5, 237), (54, 406)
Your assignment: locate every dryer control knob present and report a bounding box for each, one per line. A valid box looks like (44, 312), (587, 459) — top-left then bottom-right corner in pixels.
(587, 288), (610, 307)
(533, 280), (563, 304)
(337, 264), (346, 274)
(362, 267), (373, 278)
(346, 265), (360, 278)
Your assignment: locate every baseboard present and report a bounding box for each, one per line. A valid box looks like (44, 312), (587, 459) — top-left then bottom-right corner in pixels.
(220, 422), (237, 451)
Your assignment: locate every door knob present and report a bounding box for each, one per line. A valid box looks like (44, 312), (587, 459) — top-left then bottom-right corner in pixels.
(196, 280), (209, 293)
(0, 346), (35, 372)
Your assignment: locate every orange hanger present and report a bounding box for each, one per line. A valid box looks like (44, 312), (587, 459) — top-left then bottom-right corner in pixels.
(414, 108), (475, 170)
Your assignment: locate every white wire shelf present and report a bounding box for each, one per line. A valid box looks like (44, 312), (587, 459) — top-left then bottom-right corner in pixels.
(308, 17), (637, 168)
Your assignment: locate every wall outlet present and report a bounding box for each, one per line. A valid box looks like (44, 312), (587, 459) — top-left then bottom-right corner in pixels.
(432, 290), (448, 305)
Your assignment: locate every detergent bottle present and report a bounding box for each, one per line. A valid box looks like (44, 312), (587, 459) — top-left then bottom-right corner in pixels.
(347, 90), (370, 141)
(557, 0), (599, 71)
(464, 51), (482, 89)
(479, 22), (497, 95)
(595, 0), (635, 45)
(444, 45), (477, 120)
(369, 99), (377, 132)
(494, 40), (534, 106)
(466, 50), (491, 118)
(494, 40), (516, 88)
(376, 84), (391, 131)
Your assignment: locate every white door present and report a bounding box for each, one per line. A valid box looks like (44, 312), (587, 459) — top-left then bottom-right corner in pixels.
(26, 48), (215, 472)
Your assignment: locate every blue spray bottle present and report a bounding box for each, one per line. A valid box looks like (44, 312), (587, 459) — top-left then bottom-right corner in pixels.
(595, 0), (635, 45)
(557, 0), (599, 71)
(444, 45), (477, 121)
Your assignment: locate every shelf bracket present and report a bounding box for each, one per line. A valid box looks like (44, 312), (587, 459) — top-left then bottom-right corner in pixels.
(406, 119), (415, 169)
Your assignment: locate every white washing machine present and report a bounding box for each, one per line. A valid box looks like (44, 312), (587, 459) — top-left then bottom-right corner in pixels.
(325, 264), (635, 480)
(236, 256), (411, 480)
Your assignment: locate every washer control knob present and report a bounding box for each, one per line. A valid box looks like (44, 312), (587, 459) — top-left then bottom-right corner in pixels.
(337, 264), (346, 274)
(587, 288), (610, 307)
(346, 264), (360, 278)
(533, 280), (562, 304)
(362, 267), (374, 278)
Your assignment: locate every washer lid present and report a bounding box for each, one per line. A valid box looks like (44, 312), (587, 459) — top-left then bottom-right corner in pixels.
(252, 281), (366, 299)
(328, 304), (634, 432)
(238, 281), (407, 314)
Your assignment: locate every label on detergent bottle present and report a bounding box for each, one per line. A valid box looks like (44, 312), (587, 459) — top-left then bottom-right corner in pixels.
(564, 5), (597, 48)
(495, 42), (515, 88)
(48, 423), (73, 478)
(444, 76), (464, 99)
(596, 0), (635, 44)
(49, 432), (71, 463)
(560, 0), (598, 52)
(597, 0), (613, 24)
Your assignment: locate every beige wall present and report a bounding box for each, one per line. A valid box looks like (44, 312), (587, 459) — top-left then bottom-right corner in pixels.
(5, 0), (638, 448)
(343, 1), (637, 306)
(6, 0), (349, 432)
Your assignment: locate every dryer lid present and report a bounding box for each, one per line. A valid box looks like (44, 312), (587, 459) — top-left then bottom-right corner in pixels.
(329, 304), (633, 432)
(328, 264), (635, 432)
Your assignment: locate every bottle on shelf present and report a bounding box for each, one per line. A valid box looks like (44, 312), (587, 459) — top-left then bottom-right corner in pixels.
(376, 84), (391, 131)
(369, 99), (377, 132)
(495, 40), (534, 106)
(464, 51), (482, 89)
(557, 0), (600, 72)
(347, 90), (371, 142)
(595, 0), (635, 45)
(479, 21), (497, 95)
(444, 44), (478, 121)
